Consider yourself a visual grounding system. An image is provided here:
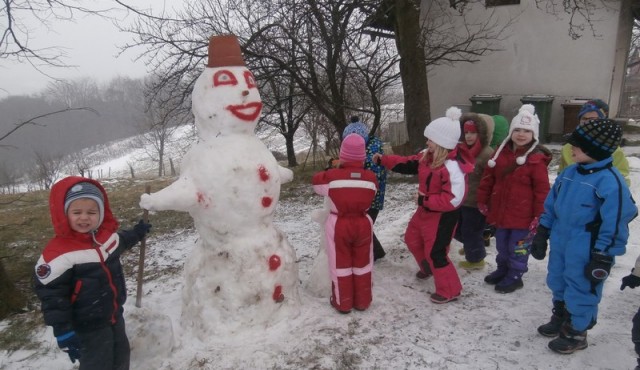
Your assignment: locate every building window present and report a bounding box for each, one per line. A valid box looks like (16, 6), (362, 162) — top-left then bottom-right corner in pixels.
(486, 0), (520, 6)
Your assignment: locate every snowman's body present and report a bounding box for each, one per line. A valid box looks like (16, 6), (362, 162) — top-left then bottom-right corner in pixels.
(140, 60), (299, 337)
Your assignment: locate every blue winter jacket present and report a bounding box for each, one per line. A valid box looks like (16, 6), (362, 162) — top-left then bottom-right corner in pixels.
(540, 158), (637, 257)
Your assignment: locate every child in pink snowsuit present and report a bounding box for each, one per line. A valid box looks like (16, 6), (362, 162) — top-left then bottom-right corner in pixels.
(374, 107), (474, 303)
(312, 134), (378, 313)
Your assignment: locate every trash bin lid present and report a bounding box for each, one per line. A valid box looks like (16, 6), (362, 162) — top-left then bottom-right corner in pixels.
(561, 99), (592, 107)
(521, 94), (554, 102)
(470, 94), (502, 101)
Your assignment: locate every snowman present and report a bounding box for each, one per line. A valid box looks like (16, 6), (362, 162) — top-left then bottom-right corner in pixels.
(139, 34), (300, 338)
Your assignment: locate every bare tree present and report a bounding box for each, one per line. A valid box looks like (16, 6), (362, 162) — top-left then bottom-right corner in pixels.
(0, 107), (96, 144)
(68, 151), (99, 178)
(533, 0), (619, 40)
(257, 62), (314, 167)
(0, 0), (116, 80)
(365, 0), (512, 153)
(31, 150), (64, 190)
(116, 0), (402, 159)
(137, 79), (190, 176)
(44, 77), (101, 107)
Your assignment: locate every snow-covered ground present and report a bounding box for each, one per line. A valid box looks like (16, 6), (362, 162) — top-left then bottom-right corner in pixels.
(4, 139), (640, 369)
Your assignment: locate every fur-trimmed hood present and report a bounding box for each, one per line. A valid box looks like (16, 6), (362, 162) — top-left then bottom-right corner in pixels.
(459, 112), (494, 149)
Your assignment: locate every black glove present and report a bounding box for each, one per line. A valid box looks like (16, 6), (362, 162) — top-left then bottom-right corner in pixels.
(584, 252), (613, 283)
(621, 271), (640, 290)
(530, 225), (550, 260)
(133, 219), (152, 241)
(56, 331), (81, 363)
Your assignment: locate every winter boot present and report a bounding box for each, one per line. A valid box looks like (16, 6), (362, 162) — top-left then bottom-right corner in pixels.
(430, 293), (459, 304)
(484, 266), (507, 285)
(537, 301), (567, 337)
(458, 260), (485, 270)
(548, 323), (588, 354)
(416, 260), (433, 279)
(495, 277), (523, 293)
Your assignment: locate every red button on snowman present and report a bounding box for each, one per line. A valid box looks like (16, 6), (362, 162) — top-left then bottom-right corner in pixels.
(140, 34), (300, 337)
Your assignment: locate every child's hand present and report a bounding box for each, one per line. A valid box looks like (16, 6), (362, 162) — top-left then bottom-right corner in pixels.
(133, 219), (152, 240)
(56, 331), (81, 363)
(584, 252), (613, 283)
(620, 272), (640, 290)
(477, 203), (489, 216)
(372, 153), (382, 165)
(530, 225), (550, 260)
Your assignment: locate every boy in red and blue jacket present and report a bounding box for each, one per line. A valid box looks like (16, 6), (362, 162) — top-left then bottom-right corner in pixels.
(34, 176), (151, 370)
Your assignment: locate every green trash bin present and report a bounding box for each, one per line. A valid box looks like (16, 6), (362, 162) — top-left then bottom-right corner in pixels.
(469, 94), (502, 115)
(520, 94), (554, 143)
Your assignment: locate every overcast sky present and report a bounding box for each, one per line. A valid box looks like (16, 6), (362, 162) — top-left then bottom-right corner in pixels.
(0, 1), (171, 99)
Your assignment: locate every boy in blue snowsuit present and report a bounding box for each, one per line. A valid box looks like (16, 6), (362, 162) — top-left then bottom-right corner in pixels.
(531, 118), (637, 354)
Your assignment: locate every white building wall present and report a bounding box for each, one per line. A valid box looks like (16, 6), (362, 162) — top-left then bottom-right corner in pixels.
(424, 1), (626, 140)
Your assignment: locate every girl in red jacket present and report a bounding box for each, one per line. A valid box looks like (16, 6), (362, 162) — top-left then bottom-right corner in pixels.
(374, 107), (474, 304)
(476, 104), (551, 293)
(312, 134), (378, 313)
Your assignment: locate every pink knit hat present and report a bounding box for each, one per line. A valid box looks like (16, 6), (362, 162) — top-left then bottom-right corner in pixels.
(340, 134), (366, 162)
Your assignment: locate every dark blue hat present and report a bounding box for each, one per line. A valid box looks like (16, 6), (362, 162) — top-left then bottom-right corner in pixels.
(567, 119), (621, 161)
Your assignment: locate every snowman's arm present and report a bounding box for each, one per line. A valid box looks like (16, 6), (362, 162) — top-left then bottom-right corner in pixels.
(139, 177), (198, 212)
(311, 171), (330, 196)
(278, 166), (293, 184)
(310, 197), (331, 224)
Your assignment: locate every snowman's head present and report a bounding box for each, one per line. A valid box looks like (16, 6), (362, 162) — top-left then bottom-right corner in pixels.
(192, 35), (263, 138)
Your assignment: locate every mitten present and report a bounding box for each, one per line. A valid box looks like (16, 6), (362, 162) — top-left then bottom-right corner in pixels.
(530, 225), (550, 260)
(477, 203), (489, 216)
(133, 219), (152, 241)
(56, 331), (81, 363)
(621, 270), (640, 290)
(584, 252), (613, 283)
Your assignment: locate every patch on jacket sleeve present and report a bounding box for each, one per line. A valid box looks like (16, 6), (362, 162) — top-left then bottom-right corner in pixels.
(36, 264), (51, 279)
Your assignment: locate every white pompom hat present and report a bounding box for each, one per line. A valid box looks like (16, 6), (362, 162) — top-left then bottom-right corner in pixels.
(487, 104), (539, 167)
(423, 106), (462, 150)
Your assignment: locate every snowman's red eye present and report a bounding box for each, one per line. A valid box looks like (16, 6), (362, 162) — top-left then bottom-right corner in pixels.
(213, 70), (238, 86)
(244, 71), (256, 88)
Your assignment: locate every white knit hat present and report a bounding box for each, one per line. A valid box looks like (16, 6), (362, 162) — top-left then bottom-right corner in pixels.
(487, 104), (539, 167)
(423, 106), (462, 150)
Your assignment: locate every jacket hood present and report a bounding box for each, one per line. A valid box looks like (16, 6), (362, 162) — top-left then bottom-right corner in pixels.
(49, 176), (118, 242)
(460, 112), (494, 148)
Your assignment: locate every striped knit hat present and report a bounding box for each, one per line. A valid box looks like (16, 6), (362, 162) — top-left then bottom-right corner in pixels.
(64, 182), (105, 227)
(567, 119), (622, 161)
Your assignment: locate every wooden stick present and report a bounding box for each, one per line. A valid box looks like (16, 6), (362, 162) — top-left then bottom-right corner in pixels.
(135, 185), (151, 308)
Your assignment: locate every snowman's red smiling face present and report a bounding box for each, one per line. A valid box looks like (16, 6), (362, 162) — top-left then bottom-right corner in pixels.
(212, 69), (263, 122)
(192, 66), (263, 137)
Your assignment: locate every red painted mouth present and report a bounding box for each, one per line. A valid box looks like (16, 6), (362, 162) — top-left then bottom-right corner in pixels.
(226, 102), (263, 121)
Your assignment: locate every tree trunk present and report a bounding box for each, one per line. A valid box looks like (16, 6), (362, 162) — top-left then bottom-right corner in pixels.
(0, 259), (26, 319)
(393, 0), (431, 155)
(285, 133), (298, 167)
(169, 157), (176, 176)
